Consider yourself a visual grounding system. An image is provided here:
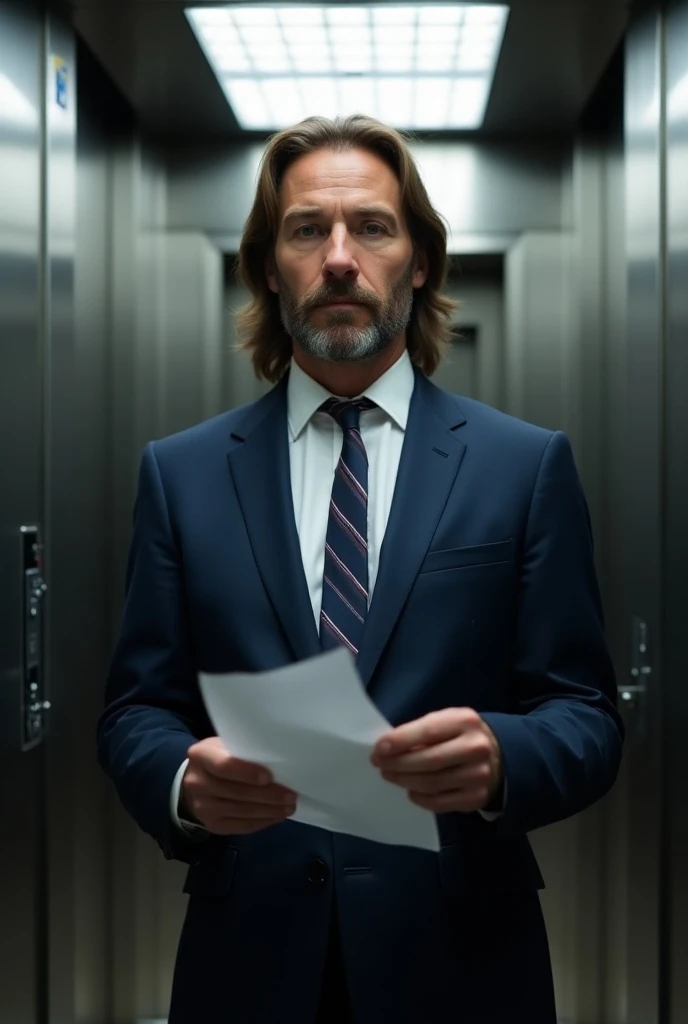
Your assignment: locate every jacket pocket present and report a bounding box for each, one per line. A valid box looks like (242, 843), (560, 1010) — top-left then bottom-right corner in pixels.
(419, 539), (513, 575)
(183, 844), (238, 901)
(438, 835), (544, 898)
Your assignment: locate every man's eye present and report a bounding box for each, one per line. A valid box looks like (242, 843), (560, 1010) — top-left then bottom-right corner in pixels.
(363, 223), (385, 236)
(296, 225), (319, 238)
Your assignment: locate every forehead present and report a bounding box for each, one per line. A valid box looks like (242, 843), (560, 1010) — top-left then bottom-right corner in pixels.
(278, 146), (402, 214)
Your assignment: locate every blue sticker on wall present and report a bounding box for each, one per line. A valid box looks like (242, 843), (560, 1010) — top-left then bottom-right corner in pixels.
(54, 57), (68, 109)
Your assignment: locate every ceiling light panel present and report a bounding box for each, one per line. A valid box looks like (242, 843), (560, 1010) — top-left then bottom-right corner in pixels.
(186, 4), (509, 130)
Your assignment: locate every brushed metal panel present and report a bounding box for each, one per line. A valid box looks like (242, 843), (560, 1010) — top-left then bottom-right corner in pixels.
(44, 15), (112, 1023)
(0, 1), (45, 1020)
(156, 232), (223, 438)
(434, 269), (504, 408)
(664, 0), (688, 1018)
(43, 12), (78, 1022)
(503, 231), (575, 432)
(557, 49), (632, 1024)
(91, 71), (192, 1023)
(612, 7), (665, 1021)
(596, 121), (634, 1024)
(223, 276), (272, 411)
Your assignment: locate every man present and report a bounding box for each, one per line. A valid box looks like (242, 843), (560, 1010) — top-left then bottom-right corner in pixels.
(98, 114), (624, 1024)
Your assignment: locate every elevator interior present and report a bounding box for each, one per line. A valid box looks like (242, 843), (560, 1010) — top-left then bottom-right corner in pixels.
(1, 0), (687, 1021)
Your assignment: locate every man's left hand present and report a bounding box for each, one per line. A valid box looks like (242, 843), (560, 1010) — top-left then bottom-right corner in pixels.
(370, 708), (503, 814)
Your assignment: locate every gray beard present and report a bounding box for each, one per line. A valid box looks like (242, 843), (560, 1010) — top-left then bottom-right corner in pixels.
(278, 268), (414, 364)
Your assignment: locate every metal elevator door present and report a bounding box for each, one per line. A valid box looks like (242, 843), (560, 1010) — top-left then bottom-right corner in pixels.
(0, 1), (47, 1021)
(602, 11), (665, 1021)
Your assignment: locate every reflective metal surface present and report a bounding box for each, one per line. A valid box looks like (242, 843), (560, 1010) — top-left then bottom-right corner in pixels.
(43, 11), (112, 1022)
(664, 0), (688, 1018)
(0, 1), (45, 1019)
(614, 6), (665, 1019)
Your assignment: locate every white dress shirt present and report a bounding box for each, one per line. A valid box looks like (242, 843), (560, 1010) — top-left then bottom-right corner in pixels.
(170, 349), (500, 830)
(286, 348), (414, 625)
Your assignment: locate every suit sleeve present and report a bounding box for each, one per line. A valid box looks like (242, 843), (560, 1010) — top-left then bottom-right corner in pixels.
(97, 442), (210, 863)
(480, 431), (624, 836)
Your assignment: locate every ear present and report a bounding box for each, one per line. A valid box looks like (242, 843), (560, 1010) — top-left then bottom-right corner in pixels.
(411, 249), (429, 289)
(265, 254), (279, 294)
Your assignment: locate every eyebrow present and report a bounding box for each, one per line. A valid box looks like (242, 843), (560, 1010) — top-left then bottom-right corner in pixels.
(282, 204), (400, 231)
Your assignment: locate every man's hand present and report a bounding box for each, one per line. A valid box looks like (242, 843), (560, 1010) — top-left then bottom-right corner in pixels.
(181, 737), (298, 835)
(370, 708), (503, 814)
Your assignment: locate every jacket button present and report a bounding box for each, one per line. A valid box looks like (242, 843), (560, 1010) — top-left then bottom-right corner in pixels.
(307, 858), (328, 887)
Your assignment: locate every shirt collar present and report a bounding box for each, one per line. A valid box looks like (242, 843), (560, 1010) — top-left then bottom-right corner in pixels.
(287, 348), (415, 442)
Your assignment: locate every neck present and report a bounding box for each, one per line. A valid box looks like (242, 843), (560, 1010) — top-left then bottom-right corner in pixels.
(292, 336), (406, 397)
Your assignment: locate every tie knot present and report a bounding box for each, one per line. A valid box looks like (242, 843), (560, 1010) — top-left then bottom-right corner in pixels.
(320, 397), (376, 431)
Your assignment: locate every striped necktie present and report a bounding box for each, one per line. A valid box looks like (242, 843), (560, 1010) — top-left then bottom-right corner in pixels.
(319, 397), (376, 657)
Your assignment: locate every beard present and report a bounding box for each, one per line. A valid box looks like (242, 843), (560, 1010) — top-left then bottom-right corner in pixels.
(277, 263), (415, 363)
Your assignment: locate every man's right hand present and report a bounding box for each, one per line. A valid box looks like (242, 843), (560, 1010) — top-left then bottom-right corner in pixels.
(180, 737), (298, 835)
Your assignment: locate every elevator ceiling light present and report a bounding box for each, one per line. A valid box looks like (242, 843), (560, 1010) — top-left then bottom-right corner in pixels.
(185, 4), (509, 130)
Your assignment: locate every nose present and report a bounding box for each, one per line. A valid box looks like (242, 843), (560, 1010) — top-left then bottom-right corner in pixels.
(322, 224), (359, 282)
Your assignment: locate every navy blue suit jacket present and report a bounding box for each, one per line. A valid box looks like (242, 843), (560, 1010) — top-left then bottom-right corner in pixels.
(98, 368), (623, 1023)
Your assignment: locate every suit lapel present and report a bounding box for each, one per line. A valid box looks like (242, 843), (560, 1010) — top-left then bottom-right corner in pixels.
(357, 371), (467, 688)
(226, 375), (322, 663)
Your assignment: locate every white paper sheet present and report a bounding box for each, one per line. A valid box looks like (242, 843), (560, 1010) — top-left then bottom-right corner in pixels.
(198, 647), (440, 852)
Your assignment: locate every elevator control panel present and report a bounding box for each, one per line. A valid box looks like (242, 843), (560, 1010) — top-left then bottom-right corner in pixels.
(20, 526), (50, 750)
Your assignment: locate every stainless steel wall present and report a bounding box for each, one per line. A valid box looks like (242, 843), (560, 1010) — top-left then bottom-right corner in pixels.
(156, 232), (223, 436)
(222, 273), (272, 410)
(581, 81), (633, 1024)
(437, 265), (505, 408)
(497, 35), (668, 1022)
(42, 12), (109, 1022)
(0, 1), (45, 1017)
(503, 231), (576, 432)
(1, 3), (112, 1020)
(665, 0), (688, 1017)
(509, 7), (688, 1020)
(42, 6), (84, 1015)
(606, 11), (665, 1021)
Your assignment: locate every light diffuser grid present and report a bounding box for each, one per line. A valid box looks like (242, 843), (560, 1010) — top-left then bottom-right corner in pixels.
(186, 4), (509, 130)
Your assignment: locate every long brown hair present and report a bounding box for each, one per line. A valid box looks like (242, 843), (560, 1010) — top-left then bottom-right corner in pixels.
(235, 114), (457, 381)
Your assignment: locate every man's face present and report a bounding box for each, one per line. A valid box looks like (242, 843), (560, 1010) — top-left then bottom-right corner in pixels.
(267, 146), (427, 364)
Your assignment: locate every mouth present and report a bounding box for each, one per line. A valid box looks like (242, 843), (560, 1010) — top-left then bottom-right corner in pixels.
(316, 300), (362, 309)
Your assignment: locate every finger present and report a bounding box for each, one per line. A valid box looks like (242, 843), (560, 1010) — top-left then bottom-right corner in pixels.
(408, 788), (490, 814)
(185, 771), (297, 806)
(220, 781), (298, 806)
(198, 797), (297, 822)
(376, 733), (491, 773)
(200, 752), (274, 787)
(382, 761), (491, 795)
(372, 708), (481, 760)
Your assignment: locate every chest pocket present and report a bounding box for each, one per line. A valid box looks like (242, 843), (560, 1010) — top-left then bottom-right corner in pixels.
(418, 539), (513, 575)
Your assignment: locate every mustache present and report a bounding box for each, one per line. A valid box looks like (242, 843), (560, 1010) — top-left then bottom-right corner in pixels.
(298, 284), (381, 313)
